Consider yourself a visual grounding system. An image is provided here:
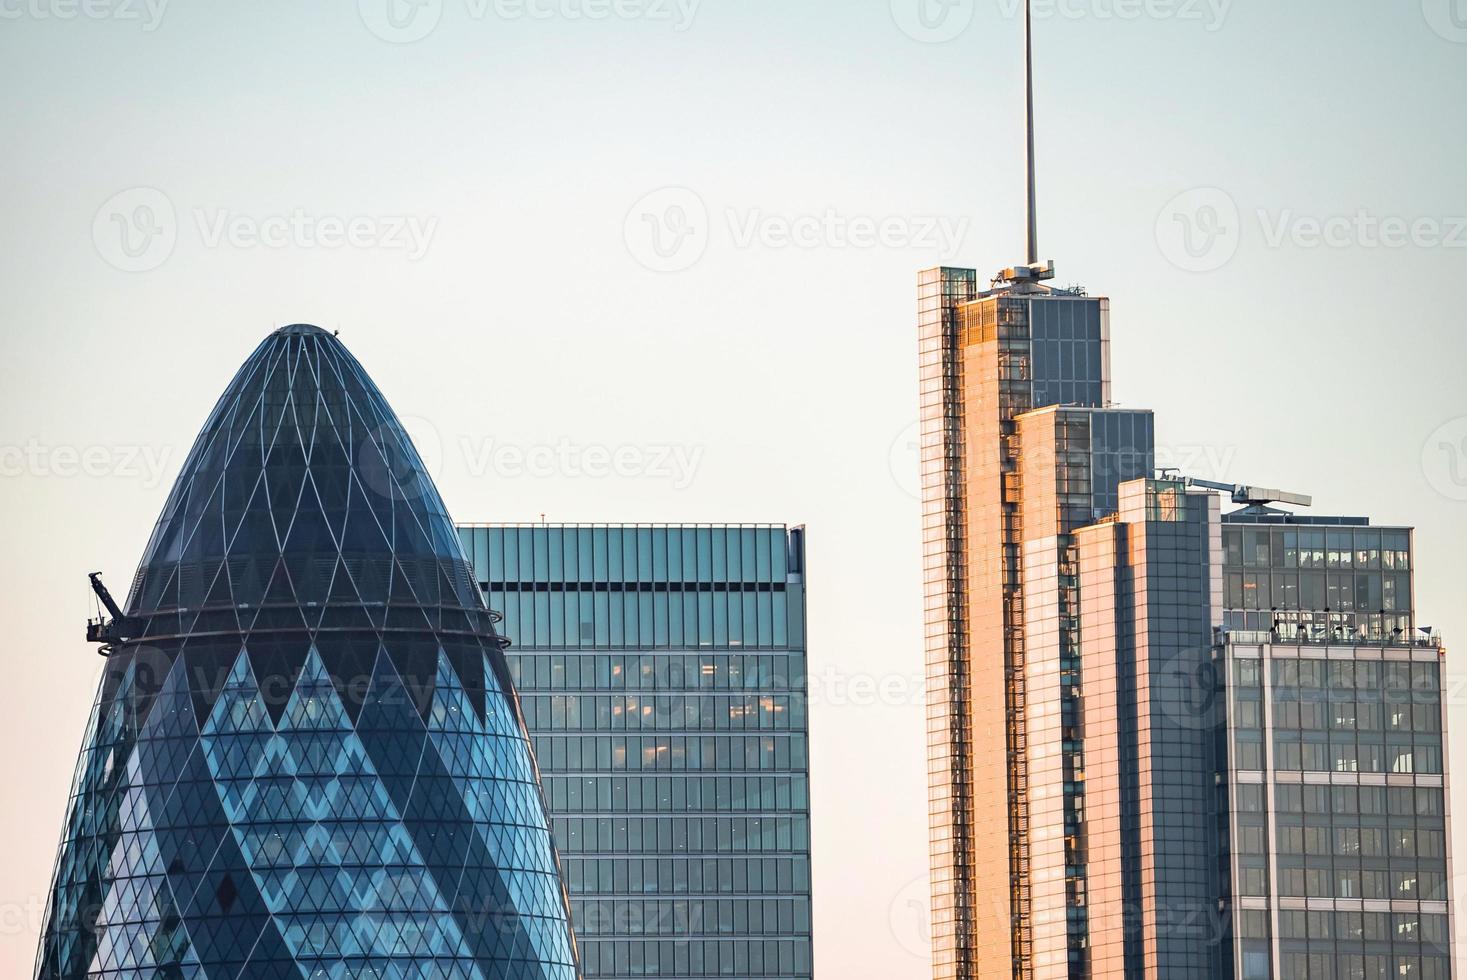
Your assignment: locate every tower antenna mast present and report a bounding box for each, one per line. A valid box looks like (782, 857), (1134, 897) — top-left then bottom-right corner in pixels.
(996, 0), (1054, 287)
(1025, 0), (1039, 267)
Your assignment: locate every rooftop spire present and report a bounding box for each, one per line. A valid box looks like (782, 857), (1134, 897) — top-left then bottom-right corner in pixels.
(994, 0), (1054, 289)
(1025, 0), (1039, 267)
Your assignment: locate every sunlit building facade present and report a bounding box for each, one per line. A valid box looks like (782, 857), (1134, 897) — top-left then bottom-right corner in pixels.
(458, 524), (813, 980)
(915, 264), (1453, 980)
(918, 266), (1152, 979)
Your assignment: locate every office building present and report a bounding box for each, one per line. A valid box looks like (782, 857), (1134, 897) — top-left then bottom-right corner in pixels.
(919, 261), (1155, 978)
(1076, 477), (1226, 976)
(458, 523), (814, 980)
(1221, 511), (1416, 643)
(36, 325), (578, 980)
(1217, 511), (1452, 979)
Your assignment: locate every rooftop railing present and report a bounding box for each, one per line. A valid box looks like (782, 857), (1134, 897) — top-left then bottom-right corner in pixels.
(1219, 628), (1444, 650)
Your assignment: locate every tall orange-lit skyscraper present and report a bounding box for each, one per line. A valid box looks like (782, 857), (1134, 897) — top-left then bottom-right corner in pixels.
(917, 13), (1154, 969)
(918, 7), (1452, 979)
(918, 263), (1154, 979)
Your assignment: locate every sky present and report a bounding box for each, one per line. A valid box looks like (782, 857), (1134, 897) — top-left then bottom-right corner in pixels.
(1, 0), (1465, 976)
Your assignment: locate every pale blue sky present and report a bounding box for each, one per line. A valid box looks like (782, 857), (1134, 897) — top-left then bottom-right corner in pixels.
(2, 2), (1465, 976)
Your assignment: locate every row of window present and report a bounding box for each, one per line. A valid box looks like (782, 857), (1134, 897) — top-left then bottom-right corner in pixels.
(542, 775), (809, 815)
(577, 937), (812, 978)
(1249, 952), (1450, 980)
(461, 526), (796, 587)
(1226, 571), (1412, 614)
(1243, 701), (1442, 733)
(1223, 526), (1411, 571)
(1232, 740), (1445, 775)
(491, 588), (803, 651)
(521, 694), (806, 733)
(532, 735), (809, 774)
(1234, 660), (1439, 694)
(567, 898), (811, 937)
(1243, 909), (1450, 946)
(1244, 824), (1449, 861)
(1236, 865), (1449, 902)
(1273, 956), (1443, 979)
(552, 816), (811, 856)
(1236, 784), (1446, 817)
(1230, 739), (1444, 776)
(563, 856), (811, 897)
(508, 654), (807, 694)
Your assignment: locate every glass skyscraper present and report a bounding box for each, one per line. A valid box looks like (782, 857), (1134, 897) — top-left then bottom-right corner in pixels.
(1075, 477), (1227, 976)
(37, 325), (578, 980)
(919, 267), (1153, 979)
(915, 263), (1453, 979)
(456, 524), (813, 980)
(1220, 512), (1416, 642)
(1217, 512), (1451, 979)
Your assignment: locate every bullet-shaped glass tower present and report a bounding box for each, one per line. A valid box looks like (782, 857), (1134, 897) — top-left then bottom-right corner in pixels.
(36, 325), (579, 980)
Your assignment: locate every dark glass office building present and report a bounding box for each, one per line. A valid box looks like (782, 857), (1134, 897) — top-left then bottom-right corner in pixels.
(1221, 512), (1416, 642)
(1076, 478), (1226, 977)
(457, 524), (813, 980)
(1217, 511), (1451, 979)
(36, 325), (578, 980)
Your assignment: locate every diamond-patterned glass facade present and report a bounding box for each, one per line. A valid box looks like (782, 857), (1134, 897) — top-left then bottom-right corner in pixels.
(36, 324), (579, 980)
